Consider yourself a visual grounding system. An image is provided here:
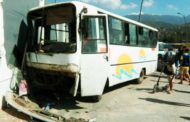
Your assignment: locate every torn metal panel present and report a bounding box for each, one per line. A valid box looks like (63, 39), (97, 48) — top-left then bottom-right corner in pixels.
(5, 91), (88, 122)
(27, 62), (79, 73)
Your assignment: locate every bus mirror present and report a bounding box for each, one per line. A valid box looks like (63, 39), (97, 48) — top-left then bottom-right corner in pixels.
(79, 8), (87, 33)
(80, 7), (87, 20)
(78, 19), (83, 33)
(81, 7), (87, 14)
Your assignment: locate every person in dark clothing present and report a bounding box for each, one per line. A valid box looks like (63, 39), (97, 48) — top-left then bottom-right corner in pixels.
(175, 46), (184, 78)
(174, 46), (186, 79)
(177, 46), (186, 65)
(179, 48), (190, 85)
(163, 48), (175, 94)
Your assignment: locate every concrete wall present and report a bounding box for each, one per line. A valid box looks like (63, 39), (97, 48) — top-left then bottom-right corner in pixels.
(0, 0), (12, 97)
(0, 0), (45, 98)
(3, 0), (45, 66)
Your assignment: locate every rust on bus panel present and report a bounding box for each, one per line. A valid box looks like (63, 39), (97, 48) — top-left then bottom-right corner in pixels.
(27, 62), (79, 74)
(26, 62), (80, 96)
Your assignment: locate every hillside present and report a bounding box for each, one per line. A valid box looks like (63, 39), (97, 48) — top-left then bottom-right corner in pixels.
(126, 14), (190, 43)
(126, 14), (190, 25)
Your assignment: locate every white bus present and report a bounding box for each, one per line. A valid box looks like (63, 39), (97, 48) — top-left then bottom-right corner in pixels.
(7, 1), (158, 104)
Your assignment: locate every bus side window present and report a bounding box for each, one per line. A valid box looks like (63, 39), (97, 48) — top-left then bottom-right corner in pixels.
(108, 16), (123, 45)
(82, 31), (97, 53)
(82, 16), (107, 53)
(149, 31), (157, 47)
(125, 23), (129, 44)
(143, 28), (149, 47)
(138, 26), (144, 46)
(129, 24), (137, 45)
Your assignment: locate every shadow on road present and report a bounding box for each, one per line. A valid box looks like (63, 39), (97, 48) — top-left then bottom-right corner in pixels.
(52, 98), (84, 110)
(104, 80), (139, 94)
(135, 88), (154, 94)
(139, 98), (190, 107)
(77, 80), (139, 103)
(180, 116), (190, 121)
(30, 90), (84, 110)
(174, 89), (190, 94)
(147, 74), (168, 79)
(2, 107), (30, 121)
(150, 79), (168, 83)
(136, 85), (168, 94)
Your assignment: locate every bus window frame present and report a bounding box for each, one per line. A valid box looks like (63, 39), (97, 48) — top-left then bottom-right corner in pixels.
(108, 16), (125, 45)
(81, 14), (108, 54)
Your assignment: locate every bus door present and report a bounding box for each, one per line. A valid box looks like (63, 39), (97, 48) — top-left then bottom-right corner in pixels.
(80, 15), (109, 96)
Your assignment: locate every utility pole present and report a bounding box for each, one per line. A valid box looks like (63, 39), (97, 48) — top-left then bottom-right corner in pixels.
(177, 12), (187, 42)
(138, 0), (144, 22)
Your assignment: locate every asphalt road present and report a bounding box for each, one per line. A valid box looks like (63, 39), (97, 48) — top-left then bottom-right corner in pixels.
(1, 72), (190, 122)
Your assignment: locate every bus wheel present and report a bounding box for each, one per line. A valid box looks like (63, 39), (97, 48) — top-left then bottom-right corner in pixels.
(136, 70), (145, 84)
(92, 95), (102, 102)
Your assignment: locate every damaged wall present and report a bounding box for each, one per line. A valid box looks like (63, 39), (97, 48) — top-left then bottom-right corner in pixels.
(3, 0), (46, 67)
(0, 0), (46, 97)
(0, 0), (11, 89)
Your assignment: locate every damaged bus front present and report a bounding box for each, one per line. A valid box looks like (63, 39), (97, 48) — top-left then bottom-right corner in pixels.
(25, 3), (80, 97)
(5, 1), (110, 121)
(5, 1), (159, 121)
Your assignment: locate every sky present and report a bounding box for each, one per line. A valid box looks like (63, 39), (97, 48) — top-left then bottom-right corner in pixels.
(48, 0), (190, 16)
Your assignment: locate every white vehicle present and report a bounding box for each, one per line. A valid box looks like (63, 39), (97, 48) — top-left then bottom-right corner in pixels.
(158, 42), (168, 56)
(157, 42), (182, 71)
(6, 1), (158, 121)
(158, 42), (181, 56)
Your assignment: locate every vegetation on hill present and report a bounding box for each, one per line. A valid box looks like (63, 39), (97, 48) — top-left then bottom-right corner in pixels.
(126, 15), (190, 43)
(145, 21), (190, 43)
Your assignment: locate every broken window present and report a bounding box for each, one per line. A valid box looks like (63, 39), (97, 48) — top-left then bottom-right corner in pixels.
(28, 4), (76, 53)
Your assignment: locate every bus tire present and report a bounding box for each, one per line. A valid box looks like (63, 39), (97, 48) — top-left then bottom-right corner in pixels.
(92, 95), (102, 102)
(136, 70), (145, 84)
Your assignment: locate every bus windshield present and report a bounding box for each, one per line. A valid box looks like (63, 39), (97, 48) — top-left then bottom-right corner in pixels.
(28, 4), (76, 53)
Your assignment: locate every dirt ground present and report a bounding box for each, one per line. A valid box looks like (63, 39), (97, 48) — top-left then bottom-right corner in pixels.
(0, 72), (190, 122)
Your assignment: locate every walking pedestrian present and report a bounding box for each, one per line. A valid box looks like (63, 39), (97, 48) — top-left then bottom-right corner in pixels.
(163, 48), (175, 94)
(179, 48), (190, 85)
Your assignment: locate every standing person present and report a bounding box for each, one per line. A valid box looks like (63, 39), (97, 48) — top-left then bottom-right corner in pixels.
(179, 48), (190, 85)
(166, 60), (175, 94)
(175, 46), (185, 79)
(174, 48), (180, 77)
(178, 46), (185, 64)
(163, 48), (175, 94)
(175, 46), (183, 78)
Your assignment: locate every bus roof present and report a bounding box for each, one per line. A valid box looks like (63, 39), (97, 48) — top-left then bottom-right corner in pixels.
(29, 1), (158, 32)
